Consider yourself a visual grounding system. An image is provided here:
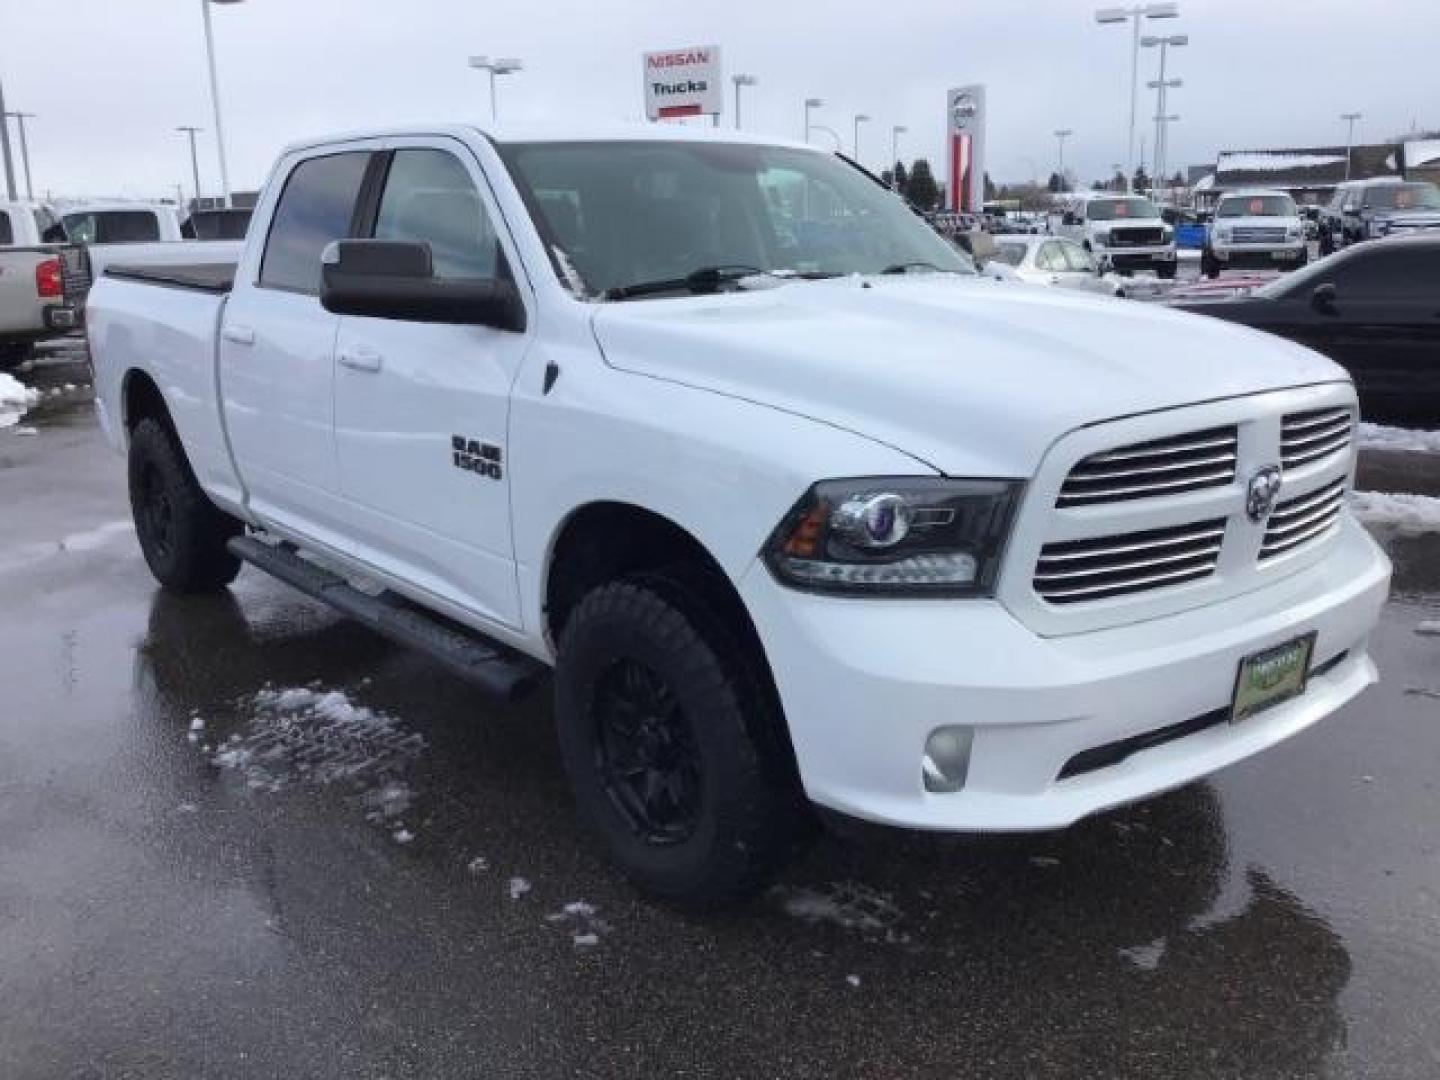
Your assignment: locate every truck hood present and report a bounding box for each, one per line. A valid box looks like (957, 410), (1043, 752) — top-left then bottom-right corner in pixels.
(590, 275), (1344, 476)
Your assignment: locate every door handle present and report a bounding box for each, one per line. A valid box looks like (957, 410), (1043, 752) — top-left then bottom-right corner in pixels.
(222, 324), (255, 346)
(338, 346), (383, 373)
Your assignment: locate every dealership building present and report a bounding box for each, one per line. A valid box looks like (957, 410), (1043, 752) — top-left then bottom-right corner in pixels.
(1192, 139), (1440, 207)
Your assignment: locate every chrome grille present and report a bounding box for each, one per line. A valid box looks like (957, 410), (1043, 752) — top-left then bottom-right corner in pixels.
(1034, 518), (1225, 604)
(1108, 227), (1164, 247)
(1058, 426), (1238, 508)
(1261, 479), (1345, 560)
(1281, 407), (1352, 470)
(1232, 226), (1287, 245)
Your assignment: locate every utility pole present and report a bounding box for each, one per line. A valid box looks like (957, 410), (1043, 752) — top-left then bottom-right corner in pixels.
(177, 126), (204, 210)
(1341, 112), (1362, 181)
(1054, 129), (1073, 187)
(7, 112), (35, 200)
(731, 74), (756, 130)
(0, 76), (17, 201)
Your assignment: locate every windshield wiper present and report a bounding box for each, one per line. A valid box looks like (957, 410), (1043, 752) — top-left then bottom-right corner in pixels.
(880, 261), (959, 275)
(602, 264), (779, 301)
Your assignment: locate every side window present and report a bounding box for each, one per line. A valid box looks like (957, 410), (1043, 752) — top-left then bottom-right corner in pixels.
(1336, 249), (1438, 300)
(259, 151), (371, 294)
(1061, 241), (1096, 273)
(1035, 242), (1064, 272)
(0, 210), (12, 246)
(373, 149), (499, 279)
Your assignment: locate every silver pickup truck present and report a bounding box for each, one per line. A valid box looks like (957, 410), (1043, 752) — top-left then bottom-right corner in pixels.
(0, 200), (83, 369)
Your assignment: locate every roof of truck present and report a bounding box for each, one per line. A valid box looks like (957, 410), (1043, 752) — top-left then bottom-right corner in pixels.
(280, 122), (821, 158)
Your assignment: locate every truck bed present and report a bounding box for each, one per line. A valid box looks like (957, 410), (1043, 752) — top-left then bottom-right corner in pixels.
(104, 261), (237, 294)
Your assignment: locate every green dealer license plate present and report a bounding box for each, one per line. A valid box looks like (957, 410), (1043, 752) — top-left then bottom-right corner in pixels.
(1232, 633), (1316, 722)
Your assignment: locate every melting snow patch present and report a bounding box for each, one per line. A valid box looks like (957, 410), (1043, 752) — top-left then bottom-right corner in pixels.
(776, 881), (907, 942)
(1358, 423), (1440, 455)
(508, 876), (532, 900)
(546, 900), (610, 946)
(466, 855), (489, 874)
(1351, 491), (1440, 537)
(1119, 938), (1167, 970)
(392, 828), (415, 844)
(211, 686), (424, 800)
(845, 974), (861, 988)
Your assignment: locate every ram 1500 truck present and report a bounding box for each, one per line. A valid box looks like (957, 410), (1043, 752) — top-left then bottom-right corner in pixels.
(87, 125), (1391, 906)
(1, 199), (82, 369)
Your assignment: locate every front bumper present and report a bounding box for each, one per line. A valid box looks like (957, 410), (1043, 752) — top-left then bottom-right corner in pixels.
(1098, 247), (1176, 270)
(1211, 242), (1306, 267)
(741, 516), (1389, 832)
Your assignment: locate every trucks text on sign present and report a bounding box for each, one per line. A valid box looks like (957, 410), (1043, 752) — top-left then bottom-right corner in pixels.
(643, 45), (723, 121)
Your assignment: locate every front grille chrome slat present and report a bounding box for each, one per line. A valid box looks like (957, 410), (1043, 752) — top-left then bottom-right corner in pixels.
(1035, 519), (1225, 604)
(1280, 407), (1353, 471)
(1058, 426), (1237, 508)
(1260, 480), (1345, 560)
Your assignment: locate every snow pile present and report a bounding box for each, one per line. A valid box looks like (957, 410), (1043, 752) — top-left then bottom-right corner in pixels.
(0, 372), (39, 430)
(1357, 423), (1440, 455)
(1218, 151), (1345, 174)
(1119, 937), (1167, 970)
(1406, 139), (1440, 168)
(508, 876), (532, 900)
(1350, 491), (1440, 536)
(213, 686), (424, 796)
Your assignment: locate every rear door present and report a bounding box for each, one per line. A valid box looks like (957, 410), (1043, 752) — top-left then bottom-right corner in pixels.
(219, 147), (373, 541)
(331, 139), (531, 628)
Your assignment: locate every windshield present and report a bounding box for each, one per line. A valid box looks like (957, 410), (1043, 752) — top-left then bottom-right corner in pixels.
(992, 242), (1027, 267)
(62, 210), (161, 244)
(1086, 198), (1160, 221)
(1364, 183), (1440, 211)
(497, 140), (972, 297)
(1217, 194), (1296, 218)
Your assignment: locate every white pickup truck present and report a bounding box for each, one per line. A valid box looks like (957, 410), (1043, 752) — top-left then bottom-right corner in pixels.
(1059, 194), (1177, 279)
(1, 200), (81, 368)
(88, 125), (1390, 905)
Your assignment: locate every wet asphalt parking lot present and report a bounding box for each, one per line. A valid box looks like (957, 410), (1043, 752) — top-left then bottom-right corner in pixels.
(2, 353), (1439, 1079)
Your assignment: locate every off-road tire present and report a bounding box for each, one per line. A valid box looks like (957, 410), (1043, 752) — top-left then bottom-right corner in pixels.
(554, 572), (807, 908)
(1157, 261), (1178, 281)
(128, 417), (242, 592)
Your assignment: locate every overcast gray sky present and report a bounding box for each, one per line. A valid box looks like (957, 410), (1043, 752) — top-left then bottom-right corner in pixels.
(1, 0), (1434, 201)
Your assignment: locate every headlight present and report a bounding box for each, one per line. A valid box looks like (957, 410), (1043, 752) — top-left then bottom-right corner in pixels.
(764, 478), (1022, 597)
(1161, 227), (1173, 243)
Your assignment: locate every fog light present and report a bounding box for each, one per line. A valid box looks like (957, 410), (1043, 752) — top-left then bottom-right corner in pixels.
(922, 726), (973, 793)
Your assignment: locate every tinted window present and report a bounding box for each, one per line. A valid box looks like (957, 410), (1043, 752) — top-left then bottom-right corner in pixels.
(1335, 247), (1440, 299)
(62, 211), (162, 244)
(374, 149), (498, 278)
(1086, 198), (1160, 221)
(0, 211), (12, 245)
(260, 152), (370, 293)
(1363, 183), (1440, 210)
(189, 209), (253, 240)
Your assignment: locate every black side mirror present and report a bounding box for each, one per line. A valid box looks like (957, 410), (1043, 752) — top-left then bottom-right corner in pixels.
(1311, 283), (1338, 312)
(320, 239), (526, 330)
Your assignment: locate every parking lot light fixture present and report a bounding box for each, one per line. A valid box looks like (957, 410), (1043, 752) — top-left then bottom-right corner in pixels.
(803, 97), (824, 142)
(1053, 129), (1073, 186)
(1142, 33), (1186, 199)
(852, 113), (870, 161)
(1341, 112), (1362, 180)
(176, 125), (204, 209)
(201, 0), (243, 209)
(1095, 2), (1179, 192)
(731, 74), (757, 130)
(469, 56), (523, 124)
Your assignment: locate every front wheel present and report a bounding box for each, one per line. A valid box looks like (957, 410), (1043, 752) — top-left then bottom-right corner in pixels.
(1157, 261), (1177, 281)
(554, 573), (807, 907)
(128, 417), (243, 593)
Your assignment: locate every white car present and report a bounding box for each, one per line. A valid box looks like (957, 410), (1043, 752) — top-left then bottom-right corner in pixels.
(87, 124), (1390, 904)
(990, 235), (1123, 296)
(1203, 190), (1308, 278)
(1059, 194), (1177, 279)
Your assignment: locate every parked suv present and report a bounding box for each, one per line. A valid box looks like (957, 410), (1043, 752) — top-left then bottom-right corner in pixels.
(1202, 189), (1307, 278)
(1059, 195), (1176, 278)
(1319, 178), (1440, 254)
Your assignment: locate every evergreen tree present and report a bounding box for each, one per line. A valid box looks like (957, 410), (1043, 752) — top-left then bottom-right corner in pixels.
(893, 160), (910, 198)
(907, 159), (941, 210)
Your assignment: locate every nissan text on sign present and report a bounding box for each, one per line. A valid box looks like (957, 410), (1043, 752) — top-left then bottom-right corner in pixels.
(644, 45), (724, 121)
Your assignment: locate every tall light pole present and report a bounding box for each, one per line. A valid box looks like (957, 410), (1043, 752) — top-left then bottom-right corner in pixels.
(1095, 2), (1178, 192)
(201, 0), (243, 209)
(6, 112), (35, 200)
(1053, 128), (1073, 187)
(468, 56), (523, 124)
(1142, 32), (1186, 198)
(890, 125), (907, 185)
(730, 73), (757, 130)
(0, 76), (16, 201)
(177, 126), (204, 210)
(852, 113), (870, 161)
(803, 97), (823, 142)
(1341, 111), (1362, 181)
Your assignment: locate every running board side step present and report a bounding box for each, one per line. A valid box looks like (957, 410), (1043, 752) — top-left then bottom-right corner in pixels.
(227, 535), (547, 701)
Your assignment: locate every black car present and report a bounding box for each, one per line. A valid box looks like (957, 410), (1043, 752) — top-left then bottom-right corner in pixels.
(1318, 179), (1440, 255)
(1172, 236), (1440, 423)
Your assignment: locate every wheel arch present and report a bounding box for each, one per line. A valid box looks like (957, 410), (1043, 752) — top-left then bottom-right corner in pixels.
(121, 367), (173, 438)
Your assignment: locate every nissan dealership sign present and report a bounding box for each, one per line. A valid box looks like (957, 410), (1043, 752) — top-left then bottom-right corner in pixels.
(644, 45), (723, 121)
(947, 84), (987, 214)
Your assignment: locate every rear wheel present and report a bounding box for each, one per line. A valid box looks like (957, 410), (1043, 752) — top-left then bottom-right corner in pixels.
(554, 572), (807, 907)
(0, 343), (33, 371)
(128, 417), (242, 592)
